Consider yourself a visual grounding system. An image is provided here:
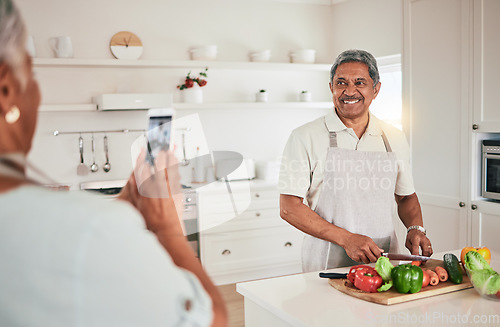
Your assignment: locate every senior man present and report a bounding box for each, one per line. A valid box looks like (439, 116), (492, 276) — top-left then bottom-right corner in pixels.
(279, 49), (433, 272)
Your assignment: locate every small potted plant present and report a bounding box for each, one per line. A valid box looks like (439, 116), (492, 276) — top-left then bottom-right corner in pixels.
(299, 90), (311, 102)
(177, 68), (208, 103)
(256, 89), (268, 102)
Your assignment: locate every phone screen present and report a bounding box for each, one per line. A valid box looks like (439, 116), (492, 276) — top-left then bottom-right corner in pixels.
(146, 114), (172, 165)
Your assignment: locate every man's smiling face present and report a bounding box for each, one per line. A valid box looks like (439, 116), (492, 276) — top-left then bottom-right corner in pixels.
(329, 61), (381, 122)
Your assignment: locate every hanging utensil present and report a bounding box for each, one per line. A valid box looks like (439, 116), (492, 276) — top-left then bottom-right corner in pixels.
(103, 135), (111, 172)
(180, 133), (189, 166)
(77, 135), (89, 176)
(90, 134), (99, 173)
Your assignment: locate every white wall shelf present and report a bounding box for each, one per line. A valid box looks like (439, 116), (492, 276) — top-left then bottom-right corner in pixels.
(173, 102), (332, 110)
(39, 102), (332, 112)
(33, 58), (331, 72)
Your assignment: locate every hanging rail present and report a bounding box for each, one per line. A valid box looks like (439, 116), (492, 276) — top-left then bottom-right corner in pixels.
(53, 129), (146, 136)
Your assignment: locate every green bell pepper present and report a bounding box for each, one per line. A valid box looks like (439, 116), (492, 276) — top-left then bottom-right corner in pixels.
(391, 263), (423, 294)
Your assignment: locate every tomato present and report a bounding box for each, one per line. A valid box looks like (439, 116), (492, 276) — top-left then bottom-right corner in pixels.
(461, 247), (491, 264)
(422, 269), (430, 288)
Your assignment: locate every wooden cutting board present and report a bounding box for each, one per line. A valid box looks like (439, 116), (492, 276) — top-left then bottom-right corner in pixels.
(328, 259), (473, 305)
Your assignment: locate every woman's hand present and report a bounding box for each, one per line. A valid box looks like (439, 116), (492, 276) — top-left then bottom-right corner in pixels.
(118, 150), (184, 234)
(118, 150), (228, 326)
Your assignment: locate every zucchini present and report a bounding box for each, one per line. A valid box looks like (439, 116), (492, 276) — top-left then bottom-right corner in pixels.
(443, 253), (463, 284)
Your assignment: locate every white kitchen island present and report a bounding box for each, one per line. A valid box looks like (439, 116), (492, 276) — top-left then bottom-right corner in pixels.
(237, 250), (500, 326)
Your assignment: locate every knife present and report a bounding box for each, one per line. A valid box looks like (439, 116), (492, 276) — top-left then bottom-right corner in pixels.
(382, 253), (431, 261)
(319, 272), (348, 279)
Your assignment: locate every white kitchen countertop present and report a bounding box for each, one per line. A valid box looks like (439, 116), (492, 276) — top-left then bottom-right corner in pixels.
(237, 249), (500, 326)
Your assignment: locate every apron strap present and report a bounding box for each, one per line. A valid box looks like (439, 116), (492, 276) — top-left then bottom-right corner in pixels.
(381, 131), (392, 153)
(330, 130), (392, 152)
(329, 132), (338, 148)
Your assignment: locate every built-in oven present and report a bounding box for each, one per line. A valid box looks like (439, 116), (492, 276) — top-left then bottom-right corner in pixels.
(80, 180), (199, 257)
(482, 140), (500, 201)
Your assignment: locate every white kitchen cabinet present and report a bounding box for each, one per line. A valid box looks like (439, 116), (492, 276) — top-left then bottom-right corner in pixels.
(404, 0), (500, 252)
(198, 181), (303, 285)
(471, 201), (500, 251)
(472, 0), (500, 132)
(403, 0), (470, 252)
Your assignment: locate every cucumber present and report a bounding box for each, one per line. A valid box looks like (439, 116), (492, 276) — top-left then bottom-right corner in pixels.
(443, 253), (463, 284)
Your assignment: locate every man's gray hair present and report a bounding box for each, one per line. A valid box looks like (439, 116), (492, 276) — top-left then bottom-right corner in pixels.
(330, 49), (380, 88)
(0, 0), (27, 88)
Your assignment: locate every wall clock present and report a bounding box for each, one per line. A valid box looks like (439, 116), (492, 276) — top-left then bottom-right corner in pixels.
(109, 31), (143, 60)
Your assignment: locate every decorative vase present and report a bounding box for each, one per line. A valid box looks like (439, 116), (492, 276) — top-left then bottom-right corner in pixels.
(300, 91), (312, 102)
(256, 91), (268, 102)
(182, 84), (203, 103)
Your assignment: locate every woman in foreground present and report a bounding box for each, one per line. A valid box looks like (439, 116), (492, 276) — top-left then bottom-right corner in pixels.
(0, 0), (227, 325)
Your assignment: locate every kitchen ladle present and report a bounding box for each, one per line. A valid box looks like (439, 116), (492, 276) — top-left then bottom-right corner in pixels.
(77, 135), (89, 176)
(103, 135), (111, 172)
(90, 134), (99, 173)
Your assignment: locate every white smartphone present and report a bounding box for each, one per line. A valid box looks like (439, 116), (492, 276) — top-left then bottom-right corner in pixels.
(146, 108), (175, 165)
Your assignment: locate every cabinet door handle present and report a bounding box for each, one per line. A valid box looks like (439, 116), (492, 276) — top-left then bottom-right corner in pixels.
(255, 212), (261, 217)
(185, 197), (192, 203)
(471, 204), (478, 210)
(459, 202), (465, 207)
(284, 242), (293, 247)
(472, 124), (479, 130)
(221, 249), (231, 256)
(255, 193), (260, 198)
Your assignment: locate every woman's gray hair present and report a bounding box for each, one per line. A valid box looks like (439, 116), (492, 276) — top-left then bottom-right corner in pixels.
(0, 0), (27, 88)
(330, 49), (380, 88)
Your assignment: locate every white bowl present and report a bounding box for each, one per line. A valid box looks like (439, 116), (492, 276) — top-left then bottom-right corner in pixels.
(289, 49), (316, 64)
(249, 50), (271, 62)
(189, 45), (217, 61)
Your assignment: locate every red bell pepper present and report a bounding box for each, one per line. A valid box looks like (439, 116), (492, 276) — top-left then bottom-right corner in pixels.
(353, 269), (383, 293)
(347, 265), (378, 284)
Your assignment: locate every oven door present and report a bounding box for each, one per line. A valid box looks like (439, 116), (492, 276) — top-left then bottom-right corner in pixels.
(482, 153), (500, 200)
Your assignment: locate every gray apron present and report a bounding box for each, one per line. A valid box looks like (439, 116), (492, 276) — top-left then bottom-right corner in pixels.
(301, 130), (399, 272)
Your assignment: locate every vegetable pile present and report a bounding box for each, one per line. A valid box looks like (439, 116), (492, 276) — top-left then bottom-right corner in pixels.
(463, 250), (500, 298)
(354, 254), (464, 294)
(347, 249), (496, 297)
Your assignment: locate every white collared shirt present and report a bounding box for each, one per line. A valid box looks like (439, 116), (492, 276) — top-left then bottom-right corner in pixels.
(278, 109), (415, 210)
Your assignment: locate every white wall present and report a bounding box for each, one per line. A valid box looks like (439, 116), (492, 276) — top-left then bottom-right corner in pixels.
(18, 0), (335, 63)
(18, 0), (335, 187)
(330, 0), (403, 57)
(18, 0), (403, 188)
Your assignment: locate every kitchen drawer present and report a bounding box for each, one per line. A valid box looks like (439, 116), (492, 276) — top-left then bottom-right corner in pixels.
(183, 204), (198, 220)
(201, 226), (303, 275)
(199, 189), (279, 215)
(202, 207), (287, 233)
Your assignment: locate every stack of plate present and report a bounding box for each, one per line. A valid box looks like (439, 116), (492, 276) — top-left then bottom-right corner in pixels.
(189, 45), (217, 61)
(249, 50), (271, 62)
(289, 49), (316, 64)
